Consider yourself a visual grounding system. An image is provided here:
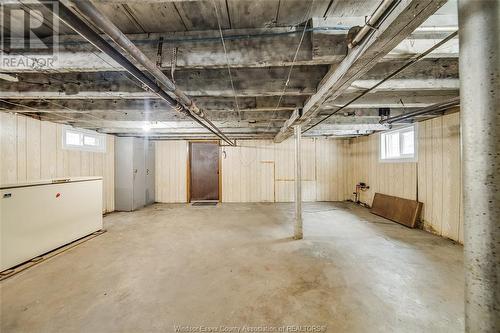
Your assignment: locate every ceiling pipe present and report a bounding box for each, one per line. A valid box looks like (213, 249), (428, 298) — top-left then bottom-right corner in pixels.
(43, 2), (175, 107)
(304, 30), (458, 134)
(44, 1), (233, 145)
(70, 0), (233, 145)
(348, 0), (396, 48)
(379, 97), (460, 124)
(70, 1), (203, 119)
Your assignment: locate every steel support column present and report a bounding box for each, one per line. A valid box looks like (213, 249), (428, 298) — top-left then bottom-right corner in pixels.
(458, 0), (500, 331)
(294, 125), (303, 240)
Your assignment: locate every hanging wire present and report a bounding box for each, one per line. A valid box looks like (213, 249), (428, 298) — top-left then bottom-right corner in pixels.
(265, 0), (316, 133)
(0, 2), (182, 132)
(303, 30), (458, 133)
(212, 0), (240, 118)
(18, 1), (155, 103)
(0, 47), (152, 127)
(16, 1), (179, 101)
(0, 99), (103, 128)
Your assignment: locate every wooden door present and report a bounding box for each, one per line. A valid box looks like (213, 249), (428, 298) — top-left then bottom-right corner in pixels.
(190, 142), (219, 201)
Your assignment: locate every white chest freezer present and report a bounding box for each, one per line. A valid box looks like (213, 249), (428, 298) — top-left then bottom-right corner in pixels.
(0, 177), (103, 271)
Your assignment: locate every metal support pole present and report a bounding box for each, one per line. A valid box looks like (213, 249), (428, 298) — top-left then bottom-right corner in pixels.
(458, 0), (500, 331)
(294, 125), (303, 240)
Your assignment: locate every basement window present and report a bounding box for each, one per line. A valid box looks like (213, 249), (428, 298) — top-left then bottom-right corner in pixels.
(380, 125), (417, 162)
(62, 126), (106, 153)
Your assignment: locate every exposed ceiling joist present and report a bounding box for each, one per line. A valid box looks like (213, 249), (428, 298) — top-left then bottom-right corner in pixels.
(274, 0), (449, 143)
(0, 0), (459, 139)
(0, 23), (458, 73)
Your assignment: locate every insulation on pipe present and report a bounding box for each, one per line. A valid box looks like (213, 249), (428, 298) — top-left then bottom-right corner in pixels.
(348, 0), (396, 48)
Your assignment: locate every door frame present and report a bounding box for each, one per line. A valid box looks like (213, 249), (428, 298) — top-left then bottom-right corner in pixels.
(187, 140), (221, 203)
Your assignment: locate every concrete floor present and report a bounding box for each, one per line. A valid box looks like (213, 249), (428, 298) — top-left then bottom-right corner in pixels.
(1, 202), (464, 332)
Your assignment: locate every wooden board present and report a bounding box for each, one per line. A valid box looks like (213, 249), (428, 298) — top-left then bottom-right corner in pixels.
(371, 193), (423, 228)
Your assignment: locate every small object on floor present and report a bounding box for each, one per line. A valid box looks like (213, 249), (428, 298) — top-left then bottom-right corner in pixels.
(191, 201), (218, 206)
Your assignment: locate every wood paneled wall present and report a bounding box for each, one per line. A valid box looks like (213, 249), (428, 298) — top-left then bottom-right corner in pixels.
(0, 113), (115, 213)
(222, 140), (276, 202)
(347, 113), (463, 243)
(154, 138), (350, 203)
(417, 113), (463, 243)
(155, 140), (188, 203)
(347, 134), (418, 204)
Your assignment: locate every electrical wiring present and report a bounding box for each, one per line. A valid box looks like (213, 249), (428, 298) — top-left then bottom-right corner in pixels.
(0, 99), (103, 128)
(303, 31), (458, 134)
(212, 0), (240, 119)
(265, 0), (316, 133)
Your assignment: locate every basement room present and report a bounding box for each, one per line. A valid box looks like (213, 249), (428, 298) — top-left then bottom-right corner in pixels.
(0, 0), (498, 332)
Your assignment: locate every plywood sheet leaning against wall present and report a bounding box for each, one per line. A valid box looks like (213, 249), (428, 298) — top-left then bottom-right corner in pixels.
(418, 112), (463, 243)
(0, 113), (115, 213)
(371, 193), (423, 228)
(155, 140), (188, 203)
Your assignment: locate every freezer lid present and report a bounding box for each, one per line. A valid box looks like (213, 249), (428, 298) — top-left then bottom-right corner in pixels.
(0, 177), (102, 190)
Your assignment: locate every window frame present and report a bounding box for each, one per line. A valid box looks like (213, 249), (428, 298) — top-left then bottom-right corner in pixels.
(62, 125), (106, 153)
(379, 125), (418, 163)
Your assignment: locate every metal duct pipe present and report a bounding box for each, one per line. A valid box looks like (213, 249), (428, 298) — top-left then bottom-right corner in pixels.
(69, 0), (233, 145)
(44, 2), (233, 145)
(45, 2), (175, 107)
(348, 0), (396, 48)
(379, 97), (460, 124)
(71, 0), (197, 115)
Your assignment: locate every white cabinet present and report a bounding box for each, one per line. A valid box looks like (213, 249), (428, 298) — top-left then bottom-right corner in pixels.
(115, 137), (155, 211)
